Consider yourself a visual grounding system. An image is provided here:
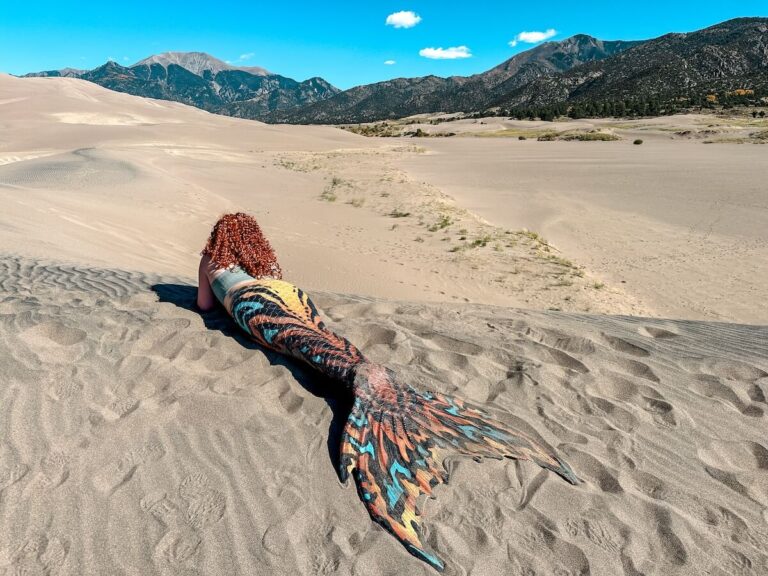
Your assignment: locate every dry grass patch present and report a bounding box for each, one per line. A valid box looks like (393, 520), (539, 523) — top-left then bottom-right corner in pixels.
(473, 128), (557, 139)
(427, 215), (453, 232)
(542, 131), (621, 142)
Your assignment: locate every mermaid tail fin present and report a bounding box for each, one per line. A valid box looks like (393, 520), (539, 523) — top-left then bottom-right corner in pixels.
(339, 363), (579, 571)
(340, 392), (449, 571)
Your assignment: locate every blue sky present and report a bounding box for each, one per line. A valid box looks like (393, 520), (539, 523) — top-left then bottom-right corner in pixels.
(1, 2), (765, 89)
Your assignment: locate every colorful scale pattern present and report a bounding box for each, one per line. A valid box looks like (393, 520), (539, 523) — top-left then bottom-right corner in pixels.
(228, 279), (364, 386)
(225, 278), (580, 572)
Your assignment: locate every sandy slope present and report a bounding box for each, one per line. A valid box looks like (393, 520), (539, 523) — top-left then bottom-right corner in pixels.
(397, 120), (768, 324)
(2, 74), (764, 322)
(0, 74), (655, 317)
(1, 255), (767, 575)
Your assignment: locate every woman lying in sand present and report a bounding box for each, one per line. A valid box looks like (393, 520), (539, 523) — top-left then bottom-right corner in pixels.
(197, 212), (579, 571)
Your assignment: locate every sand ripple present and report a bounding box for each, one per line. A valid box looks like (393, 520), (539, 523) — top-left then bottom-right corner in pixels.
(0, 254), (766, 575)
(0, 148), (137, 190)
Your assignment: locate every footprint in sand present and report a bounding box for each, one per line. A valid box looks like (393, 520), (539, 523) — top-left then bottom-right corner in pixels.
(642, 396), (677, 428)
(49, 378), (82, 402)
(748, 379), (766, 404)
(141, 473), (226, 568)
(141, 490), (179, 526)
(101, 396), (140, 421)
(607, 376), (678, 428)
(602, 334), (650, 357)
(142, 497), (197, 568)
(631, 470), (768, 554)
(681, 357), (767, 382)
(24, 321), (86, 347)
(0, 455), (28, 494)
(154, 528), (202, 567)
(615, 357), (660, 383)
(0, 443), (29, 492)
(697, 439), (768, 473)
(515, 524), (591, 576)
(179, 474), (226, 530)
(518, 340), (590, 376)
(265, 469), (305, 512)
(46, 365), (82, 402)
(0, 532), (68, 575)
(19, 321), (87, 365)
(93, 440), (165, 494)
(526, 326), (598, 356)
(22, 452), (69, 500)
(686, 368), (766, 417)
(639, 504), (688, 569)
(639, 325), (679, 339)
(564, 511), (624, 553)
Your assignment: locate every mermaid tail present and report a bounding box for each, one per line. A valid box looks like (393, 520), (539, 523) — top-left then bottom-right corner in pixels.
(228, 279), (364, 385)
(339, 363), (579, 572)
(226, 280), (579, 570)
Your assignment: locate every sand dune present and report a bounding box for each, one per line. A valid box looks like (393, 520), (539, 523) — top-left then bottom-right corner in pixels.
(1, 254), (767, 575)
(397, 120), (768, 324)
(0, 74), (645, 316)
(2, 74), (765, 322)
(1, 74), (767, 575)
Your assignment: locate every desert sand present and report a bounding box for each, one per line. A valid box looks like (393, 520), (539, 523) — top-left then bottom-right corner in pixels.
(390, 114), (768, 324)
(1, 74), (767, 575)
(1, 255), (767, 575)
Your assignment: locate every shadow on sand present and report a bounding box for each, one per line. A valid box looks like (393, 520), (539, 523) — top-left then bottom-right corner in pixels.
(151, 282), (353, 478)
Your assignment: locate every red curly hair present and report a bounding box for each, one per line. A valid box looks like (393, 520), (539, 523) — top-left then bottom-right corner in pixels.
(202, 213), (282, 279)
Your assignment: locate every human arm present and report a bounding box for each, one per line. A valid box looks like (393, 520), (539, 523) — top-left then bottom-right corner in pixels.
(197, 255), (216, 312)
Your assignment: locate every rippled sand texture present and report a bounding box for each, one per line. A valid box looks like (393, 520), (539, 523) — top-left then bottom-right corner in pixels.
(1, 255), (766, 575)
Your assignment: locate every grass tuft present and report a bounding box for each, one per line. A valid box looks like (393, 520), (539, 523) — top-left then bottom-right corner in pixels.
(428, 215), (453, 232)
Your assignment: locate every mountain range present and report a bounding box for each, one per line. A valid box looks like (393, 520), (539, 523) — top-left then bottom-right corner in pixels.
(493, 17), (768, 111)
(274, 18), (767, 123)
(25, 52), (339, 118)
(23, 18), (768, 124)
(268, 35), (642, 124)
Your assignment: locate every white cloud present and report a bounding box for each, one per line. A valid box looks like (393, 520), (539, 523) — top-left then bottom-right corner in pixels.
(229, 52), (256, 65)
(386, 10), (422, 29)
(419, 46), (472, 60)
(509, 28), (557, 47)
(384, 59), (396, 65)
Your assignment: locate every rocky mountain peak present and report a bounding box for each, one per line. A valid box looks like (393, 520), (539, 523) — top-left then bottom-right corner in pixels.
(133, 51), (270, 77)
